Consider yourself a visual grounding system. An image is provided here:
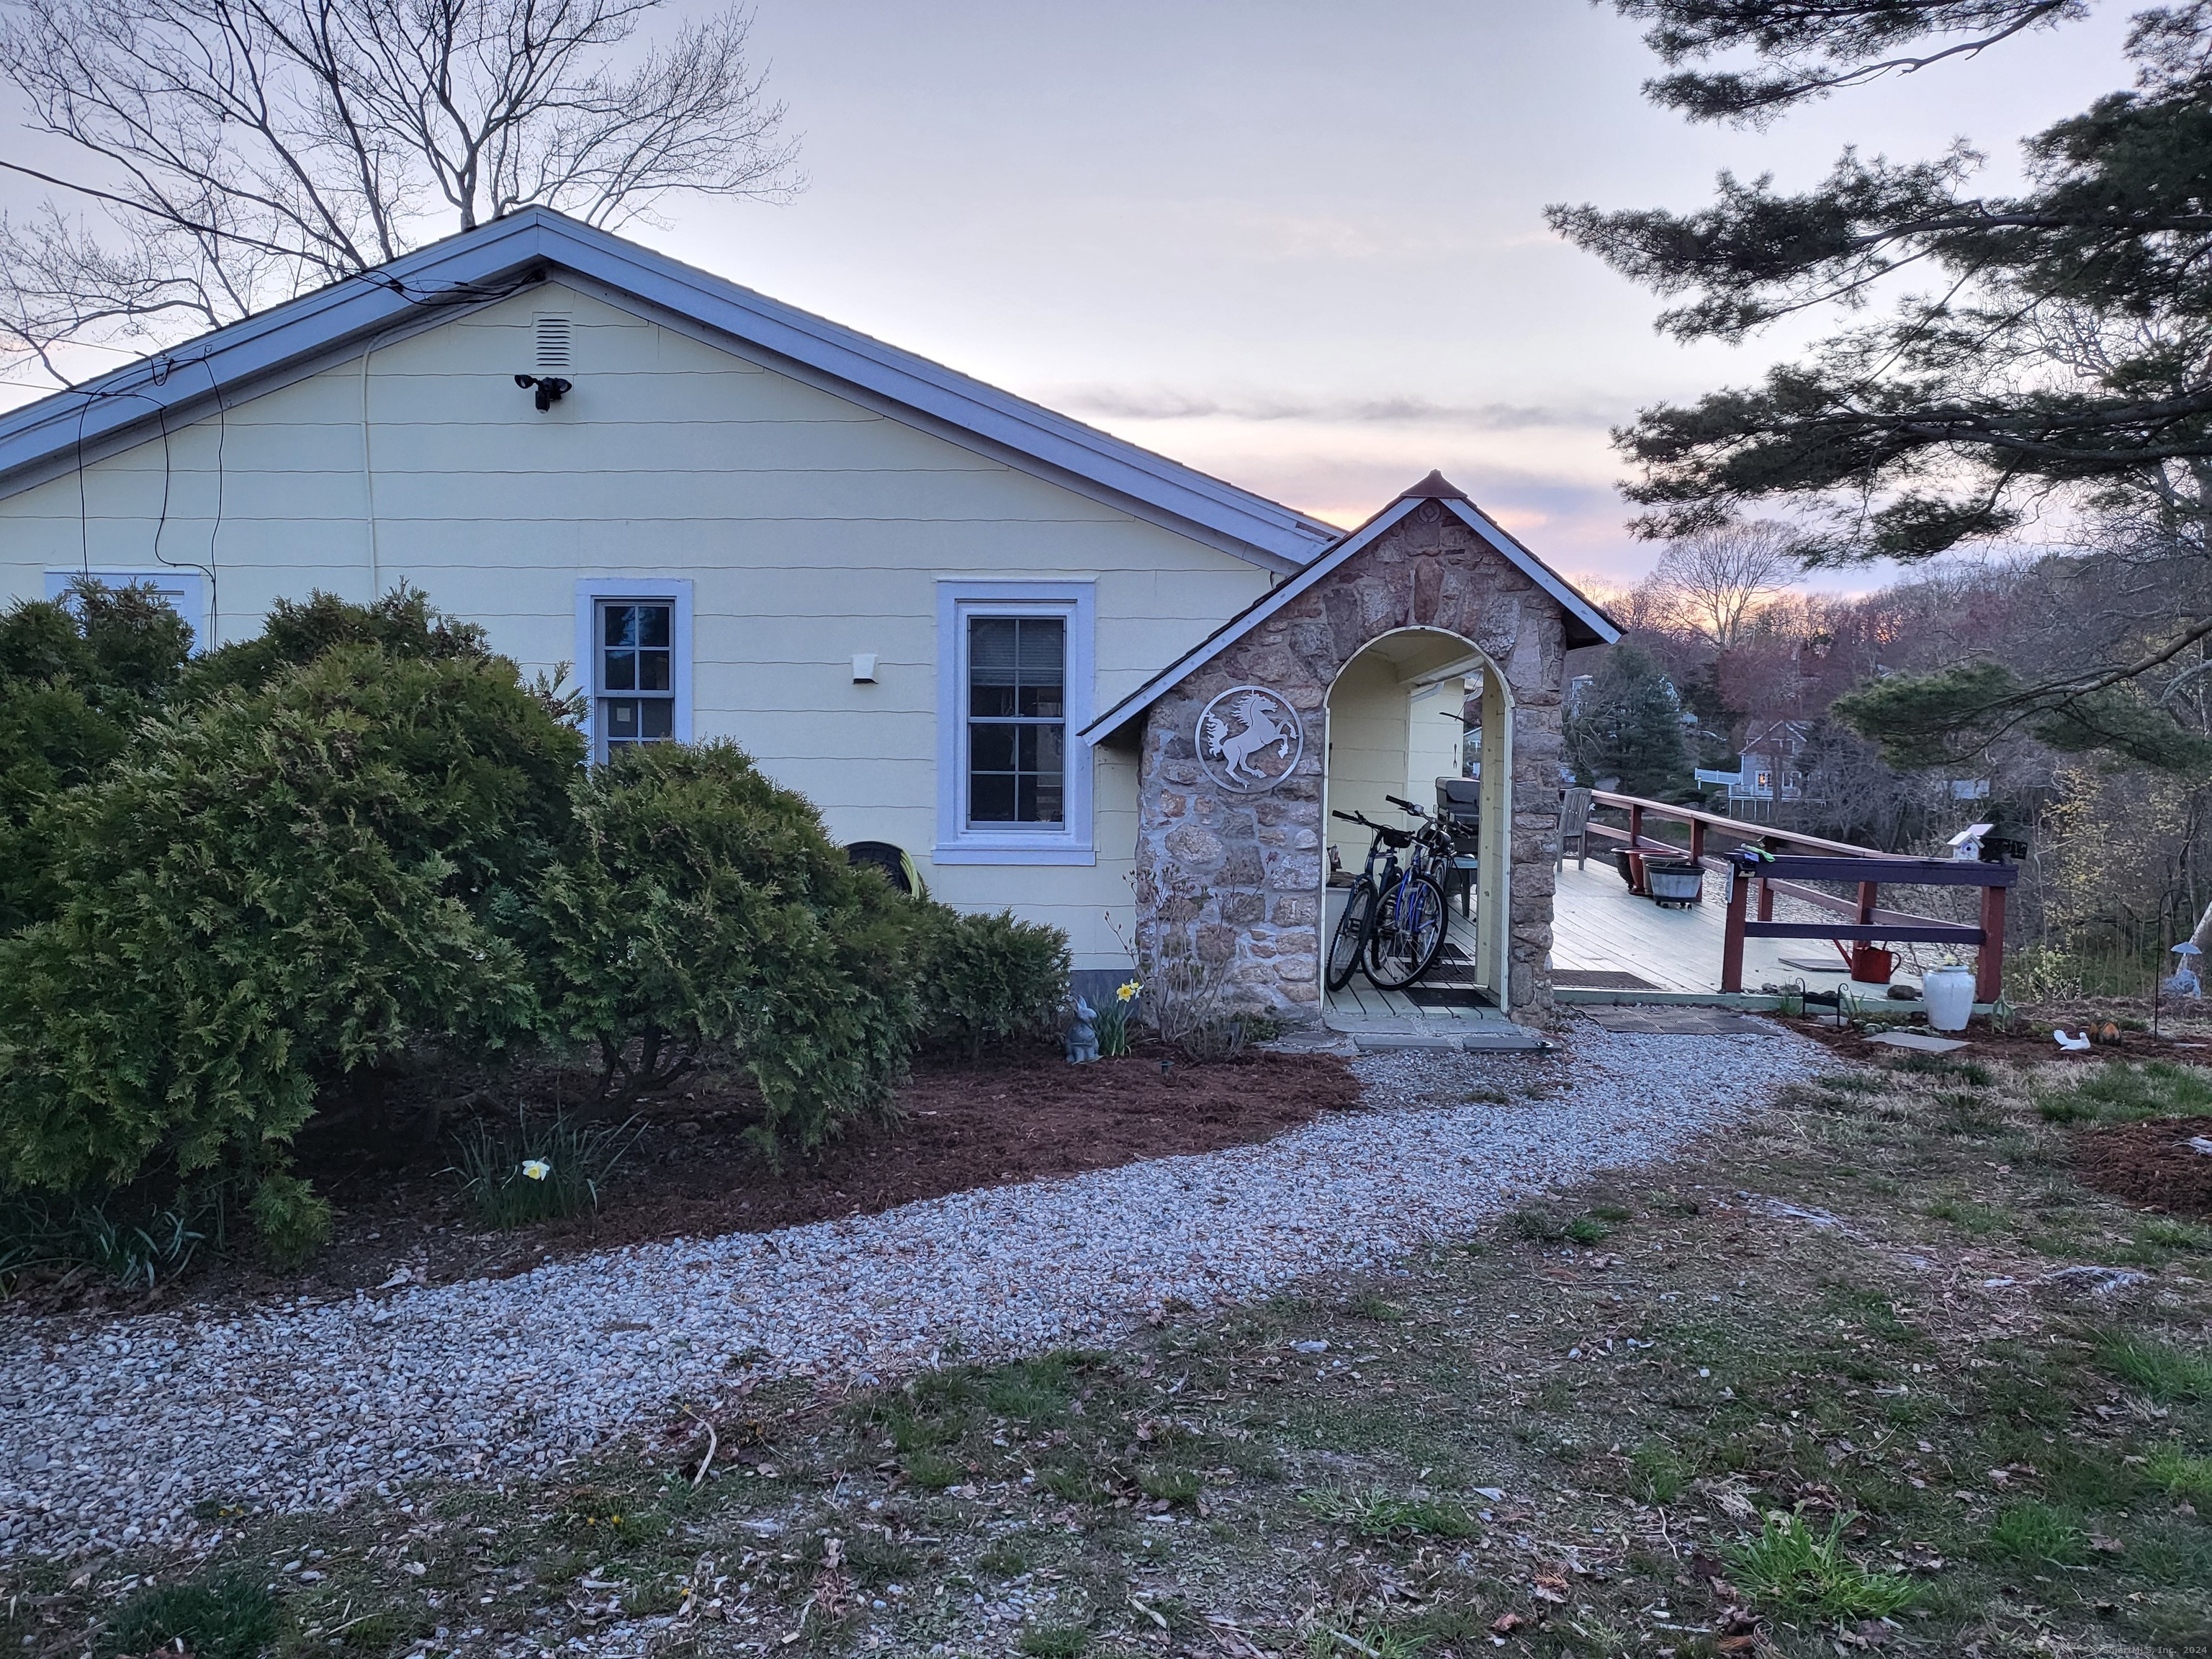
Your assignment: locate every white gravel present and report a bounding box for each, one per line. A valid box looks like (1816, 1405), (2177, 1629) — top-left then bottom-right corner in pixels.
(0, 1022), (1823, 1560)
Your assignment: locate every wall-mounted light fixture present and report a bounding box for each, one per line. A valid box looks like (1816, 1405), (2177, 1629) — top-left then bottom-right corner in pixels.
(852, 652), (878, 683)
(514, 373), (572, 412)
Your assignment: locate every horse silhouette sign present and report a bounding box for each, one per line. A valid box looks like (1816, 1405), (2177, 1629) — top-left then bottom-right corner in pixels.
(1197, 685), (1304, 793)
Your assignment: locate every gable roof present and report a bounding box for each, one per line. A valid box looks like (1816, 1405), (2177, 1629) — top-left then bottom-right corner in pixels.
(1079, 470), (1622, 744)
(0, 207), (1339, 572)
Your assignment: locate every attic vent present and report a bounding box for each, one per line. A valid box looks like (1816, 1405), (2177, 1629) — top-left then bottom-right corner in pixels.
(533, 313), (573, 372)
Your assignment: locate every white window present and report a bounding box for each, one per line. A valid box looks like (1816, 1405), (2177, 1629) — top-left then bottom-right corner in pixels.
(574, 578), (692, 763)
(45, 569), (210, 652)
(935, 580), (1094, 865)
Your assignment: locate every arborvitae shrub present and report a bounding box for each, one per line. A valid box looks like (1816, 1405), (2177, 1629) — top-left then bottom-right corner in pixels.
(912, 904), (1072, 1058)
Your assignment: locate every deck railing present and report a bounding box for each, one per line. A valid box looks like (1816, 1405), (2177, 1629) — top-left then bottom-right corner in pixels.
(1583, 790), (2018, 1002)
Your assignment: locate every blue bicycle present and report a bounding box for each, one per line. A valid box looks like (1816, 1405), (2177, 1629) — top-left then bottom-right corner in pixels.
(1326, 800), (1452, 992)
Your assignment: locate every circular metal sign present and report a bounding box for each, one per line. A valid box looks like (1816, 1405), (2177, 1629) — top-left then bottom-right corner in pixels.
(1197, 685), (1305, 793)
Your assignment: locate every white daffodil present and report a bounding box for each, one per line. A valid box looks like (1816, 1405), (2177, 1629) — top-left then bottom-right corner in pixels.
(521, 1158), (552, 1182)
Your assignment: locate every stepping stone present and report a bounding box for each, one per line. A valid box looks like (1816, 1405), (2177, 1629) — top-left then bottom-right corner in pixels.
(1866, 1030), (1969, 1054)
(1460, 1025), (1550, 1053)
(1579, 1007), (1772, 1035)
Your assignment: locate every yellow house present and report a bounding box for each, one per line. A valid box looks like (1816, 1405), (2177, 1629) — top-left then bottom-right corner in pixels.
(0, 210), (1615, 1019)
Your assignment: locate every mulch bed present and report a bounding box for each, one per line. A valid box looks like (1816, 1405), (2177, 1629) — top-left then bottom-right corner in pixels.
(2074, 1116), (2212, 1216)
(1776, 1014), (2207, 1066)
(12, 1043), (1359, 1316)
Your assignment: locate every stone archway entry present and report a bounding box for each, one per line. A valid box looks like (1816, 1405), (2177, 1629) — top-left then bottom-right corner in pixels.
(1322, 626), (1511, 1009)
(1077, 472), (1620, 1026)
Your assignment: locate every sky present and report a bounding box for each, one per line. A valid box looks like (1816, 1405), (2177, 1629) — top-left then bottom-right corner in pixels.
(0, 0), (2151, 587)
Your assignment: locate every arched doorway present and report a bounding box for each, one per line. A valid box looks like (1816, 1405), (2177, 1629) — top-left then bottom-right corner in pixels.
(1321, 626), (1514, 1010)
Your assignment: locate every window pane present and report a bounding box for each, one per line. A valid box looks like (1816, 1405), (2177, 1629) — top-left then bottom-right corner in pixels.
(1016, 620), (1064, 716)
(603, 649), (637, 691)
(970, 724), (1017, 770)
(602, 698), (673, 747)
(637, 648), (671, 692)
(639, 698), (673, 739)
(970, 773), (1016, 822)
(634, 606), (670, 649)
(604, 698), (639, 742)
(968, 617), (1019, 717)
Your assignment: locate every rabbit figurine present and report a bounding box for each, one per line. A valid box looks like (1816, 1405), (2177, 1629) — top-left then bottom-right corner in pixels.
(1066, 996), (1100, 1064)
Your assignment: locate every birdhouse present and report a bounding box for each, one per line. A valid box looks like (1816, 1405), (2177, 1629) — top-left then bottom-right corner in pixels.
(1948, 822), (1995, 862)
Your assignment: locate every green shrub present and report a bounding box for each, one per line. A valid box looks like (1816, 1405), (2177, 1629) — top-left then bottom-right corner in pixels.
(534, 742), (918, 1156)
(0, 639), (579, 1256)
(911, 904), (1071, 1057)
(0, 579), (194, 932)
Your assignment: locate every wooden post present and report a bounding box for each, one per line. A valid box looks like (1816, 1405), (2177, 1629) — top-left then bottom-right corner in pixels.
(1757, 878), (1775, 922)
(1628, 803), (1644, 850)
(1722, 860), (1749, 993)
(1978, 880), (2008, 1003)
(1856, 879), (1878, 926)
(1689, 820), (1707, 864)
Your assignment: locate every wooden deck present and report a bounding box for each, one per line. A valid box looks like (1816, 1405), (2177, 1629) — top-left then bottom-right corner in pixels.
(1320, 858), (1853, 1025)
(1550, 858), (1845, 994)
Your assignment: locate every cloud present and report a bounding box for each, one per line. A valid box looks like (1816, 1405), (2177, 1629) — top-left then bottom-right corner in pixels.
(1041, 385), (1609, 429)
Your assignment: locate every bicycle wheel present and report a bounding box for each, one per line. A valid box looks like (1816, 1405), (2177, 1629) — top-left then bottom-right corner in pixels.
(1325, 880), (1375, 992)
(1366, 873), (1449, 989)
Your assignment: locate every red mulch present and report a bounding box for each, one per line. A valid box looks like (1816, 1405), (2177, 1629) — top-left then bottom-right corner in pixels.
(10, 1043), (1359, 1316)
(2074, 1117), (2212, 1216)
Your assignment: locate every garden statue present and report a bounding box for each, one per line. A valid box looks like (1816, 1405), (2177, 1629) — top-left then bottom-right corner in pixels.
(1066, 997), (1100, 1064)
(2165, 940), (2203, 999)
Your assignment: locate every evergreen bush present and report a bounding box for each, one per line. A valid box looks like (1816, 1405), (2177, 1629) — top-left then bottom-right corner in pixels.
(533, 741), (920, 1157)
(912, 905), (1071, 1058)
(0, 639), (580, 1251)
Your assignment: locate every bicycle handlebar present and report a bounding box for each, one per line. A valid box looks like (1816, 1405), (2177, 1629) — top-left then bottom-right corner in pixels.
(1385, 793), (1429, 817)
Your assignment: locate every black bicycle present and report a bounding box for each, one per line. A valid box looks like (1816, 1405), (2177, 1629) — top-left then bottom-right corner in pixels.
(1326, 801), (1453, 992)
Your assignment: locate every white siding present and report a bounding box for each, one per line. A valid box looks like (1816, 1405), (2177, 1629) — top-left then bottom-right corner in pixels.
(0, 282), (1275, 968)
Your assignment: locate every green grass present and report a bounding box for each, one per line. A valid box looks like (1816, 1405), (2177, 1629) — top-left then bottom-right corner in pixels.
(1015, 1626), (1090, 1658)
(1887, 1053), (1995, 1086)
(447, 1110), (639, 1228)
(1925, 1197), (2009, 1236)
(1987, 1501), (2088, 1566)
(2036, 1059), (2212, 1125)
(902, 1449), (965, 1490)
(2098, 1331), (2212, 1403)
(1297, 1485), (1478, 1540)
(1727, 1512), (1920, 1619)
(1627, 1440), (1686, 1503)
(2146, 1445), (2212, 1503)
(103, 1577), (276, 1659)
(2138, 1215), (2212, 1252)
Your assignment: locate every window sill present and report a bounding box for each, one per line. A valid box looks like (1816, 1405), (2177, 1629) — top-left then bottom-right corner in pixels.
(932, 842), (1097, 867)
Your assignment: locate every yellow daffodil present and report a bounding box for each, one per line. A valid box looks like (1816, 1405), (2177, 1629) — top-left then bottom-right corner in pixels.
(1117, 980), (1141, 1002)
(521, 1158), (552, 1182)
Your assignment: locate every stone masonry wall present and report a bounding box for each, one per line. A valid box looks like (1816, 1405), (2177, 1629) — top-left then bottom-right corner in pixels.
(1133, 498), (1568, 1020)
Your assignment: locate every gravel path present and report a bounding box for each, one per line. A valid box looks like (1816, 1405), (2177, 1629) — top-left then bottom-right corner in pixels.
(0, 1023), (1824, 1560)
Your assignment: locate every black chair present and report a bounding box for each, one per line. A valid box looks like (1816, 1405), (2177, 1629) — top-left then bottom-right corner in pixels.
(1434, 778), (1481, 917)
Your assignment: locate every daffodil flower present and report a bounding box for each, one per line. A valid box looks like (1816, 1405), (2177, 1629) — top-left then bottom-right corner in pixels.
(1117, 980), (1141, 1002)
(521, 1158), (552, 1182)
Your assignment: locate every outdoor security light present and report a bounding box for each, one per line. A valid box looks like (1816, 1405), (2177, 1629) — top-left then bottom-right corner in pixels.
(513, 373), (572, 411)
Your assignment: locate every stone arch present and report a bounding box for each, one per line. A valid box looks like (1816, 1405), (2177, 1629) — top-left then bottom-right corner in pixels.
(1131, 493), (1575, 1022)
(1321, 624), (1515, 1002)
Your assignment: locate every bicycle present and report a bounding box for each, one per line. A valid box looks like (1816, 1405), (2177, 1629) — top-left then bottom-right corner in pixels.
(1365, 793), (1453, 990)
(1325, 809), (1406, 992)
(1324, 801), (1453, 992)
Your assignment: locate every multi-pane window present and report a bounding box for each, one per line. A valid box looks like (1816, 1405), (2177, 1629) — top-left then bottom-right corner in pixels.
(966, 616), (1065, 825)
(598, 600), (674, 752)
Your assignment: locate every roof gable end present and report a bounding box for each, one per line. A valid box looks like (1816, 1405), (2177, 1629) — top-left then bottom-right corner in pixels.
(0, 208), (1338, 572)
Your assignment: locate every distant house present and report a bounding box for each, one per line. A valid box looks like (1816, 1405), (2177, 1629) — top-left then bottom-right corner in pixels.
(1695, 717), (1815, 809)
(0, 210), (1617, 1017)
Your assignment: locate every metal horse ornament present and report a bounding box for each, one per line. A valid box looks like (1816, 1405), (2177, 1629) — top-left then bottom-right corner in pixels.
(1202, 689), (1298, 786)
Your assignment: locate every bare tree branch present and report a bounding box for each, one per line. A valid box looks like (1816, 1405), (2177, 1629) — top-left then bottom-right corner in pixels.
(0, 0), (799, 382)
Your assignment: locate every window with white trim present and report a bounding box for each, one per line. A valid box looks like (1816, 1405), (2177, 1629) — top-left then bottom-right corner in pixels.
(575, 577), (692, 763)
(596, 599), (675, 751)
(966, 615), (1065, 824)
(935, 581), (1094, 865)
(45, 569), (210, 652)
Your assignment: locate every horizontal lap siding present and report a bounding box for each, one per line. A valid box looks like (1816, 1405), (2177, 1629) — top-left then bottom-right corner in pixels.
(0, 282), (1273, 968)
